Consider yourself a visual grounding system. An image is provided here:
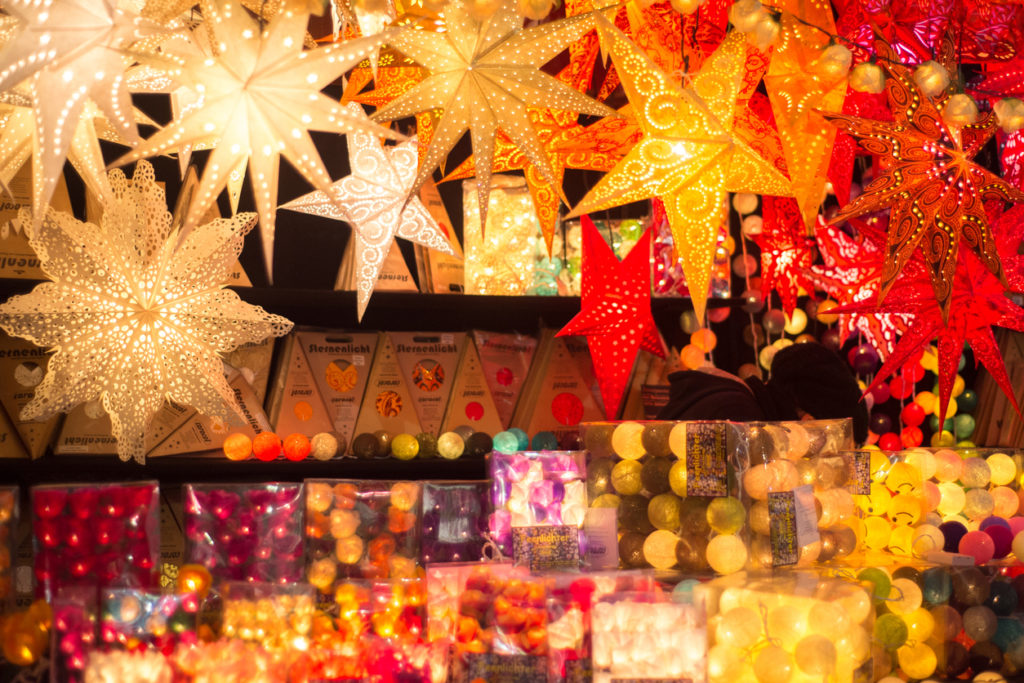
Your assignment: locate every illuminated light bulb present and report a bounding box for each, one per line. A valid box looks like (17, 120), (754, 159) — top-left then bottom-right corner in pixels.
(849, 62), (885, 93)
(994, 97), (1024, 133)
(943, 93), (979, 127)
(814, 44), (852, 80)
(913, 60), (950, 97)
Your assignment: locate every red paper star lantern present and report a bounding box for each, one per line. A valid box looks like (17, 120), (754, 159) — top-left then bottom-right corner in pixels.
(755, 197), (818, 316)
(833, 246), (1024, 427)
(823, 37), (1024, 322)
(808, 220), (913, 359)
(558, 217), (664, 418)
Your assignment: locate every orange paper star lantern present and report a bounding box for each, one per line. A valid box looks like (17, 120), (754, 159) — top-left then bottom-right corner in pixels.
(570, 23), (791, 322)
(558, 216), (663, 418)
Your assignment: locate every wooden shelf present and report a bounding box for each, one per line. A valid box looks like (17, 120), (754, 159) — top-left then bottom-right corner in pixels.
(2, 453), (488, 487)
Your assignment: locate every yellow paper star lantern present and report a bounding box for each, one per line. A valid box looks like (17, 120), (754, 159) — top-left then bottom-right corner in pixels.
(764, 4), (848, 233)
(0, 161), (293, 463)
(570, 23), (791, 322)
(282, 105), (454, 320)
(113, 2), (400, 278)
(372, 0), (613, 232)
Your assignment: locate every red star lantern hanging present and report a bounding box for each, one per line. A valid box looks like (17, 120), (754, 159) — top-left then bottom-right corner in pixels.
(558, 216), (663, 419)
(755, 197), (818, 316)
(823, 37), (1024, 322)
(807, 220), (913, 360)
(833, 245), (1024, 428)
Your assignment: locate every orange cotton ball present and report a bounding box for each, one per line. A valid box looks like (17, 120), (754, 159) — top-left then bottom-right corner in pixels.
(252, 432), (282, 461)
(691, 329), (718, 353)
(222, 433), (253, 461)
(283, 433), (311, 461)
(680, 344), (705, 369)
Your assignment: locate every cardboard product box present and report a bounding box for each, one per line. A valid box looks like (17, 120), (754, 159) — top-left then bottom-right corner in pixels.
(562, 334), (606, 417)
(0, 163), (71, 280)
(300, 329), (378, 449)
(389, 331), (465, 436)
(225, 338), (276, 403)
(441, 336), (503, 435)
(53, 401), (119, 455)
(472, 330), (537, 429)
(353, 333), (423, 437)
(414, 178), (464, 294)
(335, 239), (419, 293)
(0, 333), (61, 458)
(511, 330), (605, 435)
(266, 333), (335, 442)
(0, 404), (29, 459)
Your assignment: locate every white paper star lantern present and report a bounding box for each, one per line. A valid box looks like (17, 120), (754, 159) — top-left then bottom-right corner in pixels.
(282, 104), (454, 320)
(372, 0), (613, 231)
(0, 161), (293, 463)
(113, 1), (401, 278)
(0, 0), (160, 223)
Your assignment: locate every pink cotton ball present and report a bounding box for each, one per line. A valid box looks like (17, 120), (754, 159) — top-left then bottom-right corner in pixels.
(1009, 517), (1024, 538)
(984, 525), (1014, 559)
(959, 530), (996, 565)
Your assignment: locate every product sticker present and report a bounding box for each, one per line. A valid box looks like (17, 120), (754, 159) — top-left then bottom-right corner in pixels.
(641, 385), (671, 419)
(685, 422), (728, 497)
(848, 451), (871, 494)
(512, 525), (580, 571)
(583, 507), (618, 570)
(465, 653), (547, 682)
(768, 485), (820, 566)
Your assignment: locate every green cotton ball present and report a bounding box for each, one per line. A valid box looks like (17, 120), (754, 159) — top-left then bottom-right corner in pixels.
(567, 257), (581, 277)
(874, 613), (909, 650)
(954, 414), (976, 439)
(857, 567), (891, 602)
(619, 219), (644, 241)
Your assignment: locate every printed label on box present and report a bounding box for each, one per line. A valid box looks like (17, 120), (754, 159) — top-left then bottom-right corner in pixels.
(465, 653), (547, 682)
(685, 422), (728, 497)
(768, 485), (820, 567)
(511, 525), (580, 572)
(641, 384), (671, 420)
(584, 507), (618, 571)
(848, 452), (871, 495)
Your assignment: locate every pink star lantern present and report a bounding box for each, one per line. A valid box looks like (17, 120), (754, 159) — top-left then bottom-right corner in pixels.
(558, 216), (664, 419)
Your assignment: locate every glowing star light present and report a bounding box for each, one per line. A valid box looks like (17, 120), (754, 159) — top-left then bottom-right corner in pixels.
(113, 2), (399, 277)
(282, 107), (454, 320)
(372, 0), (613, 231)
(0, 0), (158, 224)
(558, 216), (663, 419)
(823, 37), (1024, 321)
(0, 161), (293, 463)
(570, 25), (791, 322)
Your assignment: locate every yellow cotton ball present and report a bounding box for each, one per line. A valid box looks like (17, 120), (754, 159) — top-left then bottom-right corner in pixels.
(835, 625), (871, 665)
(888, 494), (921, 526)
(863, 516), (892, 550)
(858, 483), (892, 516)
(903, 449), (937, 480)
(952, 374), (966, 398)
(943, 93), (979, 127)
(922, 481), (942, 511)
(964, 488), (995, 520)
(994, 97), (1024, 133)
(987, 453), (1017, 486)
(915, 390), (936, 414)
(767, 605), (807, 650)
(612, 422), (646, 460)
(717, 606), (763, 649)
(815, 43), (852, 80)
(708, 645), (745, 682)
(885, 461), (923, 494)
(936, 482), (966, 516)
(795, 634), (837, 676)
(669, 0), (704, 14)
(888, 578), (923, 615)
(837, 587), (873, 625)
(914, 60), (950, 97)
(754, 646), (795, 683)
(888, 525), (914, 555)
(904, 607), (935, 643)
(912, 524), (945, 558)
(707, 534), (748, 574)
(897, 642), (937, 680)
(991, 486), (1019, 518)
(808, 602), (850, 641)
(961, 458), (992, 488)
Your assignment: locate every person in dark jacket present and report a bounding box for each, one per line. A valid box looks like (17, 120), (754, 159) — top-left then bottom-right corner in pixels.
(656, 342), (869, 444)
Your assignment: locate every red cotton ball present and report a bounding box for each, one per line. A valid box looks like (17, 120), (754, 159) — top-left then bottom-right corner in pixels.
(252, 432), (282, 462)
(901, 402), (926, 428)
(900, 426), (924, 448)
(283, 433), (311, 462)
(879, 432), (902, 451)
